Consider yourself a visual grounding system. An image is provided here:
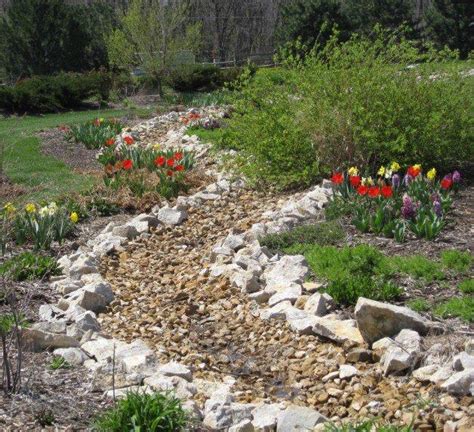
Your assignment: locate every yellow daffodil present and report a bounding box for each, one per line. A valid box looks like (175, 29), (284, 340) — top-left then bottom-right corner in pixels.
(153, 144), (161, 150)
(3, 202), (16, 214)
(70, 212), (79, 224)
(25, 203), (36, 213)
(413, 164), (422, 170)
(348, 166), (359, 176)
(377, 166), (386, 176)
(390, 162), (400, 172)
(99, 117), (104, 123)
(427, 168), (436, 181)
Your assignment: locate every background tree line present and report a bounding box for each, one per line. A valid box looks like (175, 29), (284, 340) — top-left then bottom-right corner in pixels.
(0, 0), (472, 84)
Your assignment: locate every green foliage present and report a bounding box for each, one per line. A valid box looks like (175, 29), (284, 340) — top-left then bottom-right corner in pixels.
(0, 0), (114, 80)
(67, 118), (123, 150)
(0, 72), (112, 114)
(435, 297), (474, 323)
(291, 244), (400, 306)
(93, 391), (189, 432)
(259, 221), (344, 252)
(220, 30), (473, 189)
(389, 255), (444, 282)
(423, 0), (474, 59)
(441, 249), (473, 273)
(325, 419), (413, 432)
(167, 65), (240, 92)
(34, 409), (55, 427)
(407, 298), (431, 313)
(0, 252), (60, 281)
(459, 279), (474, 294)
(50, 356), (71, 370)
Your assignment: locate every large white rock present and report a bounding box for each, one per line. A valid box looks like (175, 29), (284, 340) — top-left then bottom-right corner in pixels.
(51, 278), (84, 295)
(157, 207), (187, 225)
(339, 364), (358, 380)
(22, 329), (79, 352)
(230, 270), (261, 293)
(355, 298), (432, 344)
(452, 352), (474, 371)
(222, 234), (245, 251)
(382, 329), (421, 375)
(312, 318), (364, 345)
(268, 284), (302, 306)
(157, 361), (192, 381)
(38, 304), (67, 322)
(251, 404), (282, 430)
(69, 254), (97, 279)
(440, 369), (474, 396)
(61, 289), (107, 313)
(229, 420), (254, 432)
(75, 311), (100, 332)
(53, 347), (88, 366)
(276, 405), (327, 431)
(112, 224), (139, 240)
(263, 255), (309, 288)
(304, 293), (334, 316)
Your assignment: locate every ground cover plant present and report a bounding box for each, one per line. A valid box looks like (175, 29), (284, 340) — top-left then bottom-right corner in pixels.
(328, 163), (461, 241)
(0, 252), (60, 281)
(201, 29), (473, 189)
(93, 390), (189, 432)
(67, 117), (124, 149)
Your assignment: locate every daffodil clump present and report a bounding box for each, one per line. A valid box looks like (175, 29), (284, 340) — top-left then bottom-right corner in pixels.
(1, 201), (79, 253)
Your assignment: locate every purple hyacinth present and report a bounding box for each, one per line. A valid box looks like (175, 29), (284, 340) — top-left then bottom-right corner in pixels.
(433, 200), (442, 217)
(453, 170), (461, 183)
(401, 194), (416, 219)
(392, 174), (401, 188)
(403, 174), (413, 186)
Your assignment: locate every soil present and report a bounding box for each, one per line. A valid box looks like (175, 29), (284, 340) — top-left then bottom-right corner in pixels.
(0, 173), (26, 203)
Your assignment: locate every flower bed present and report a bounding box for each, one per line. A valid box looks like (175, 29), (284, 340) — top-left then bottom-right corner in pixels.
(65, 118), (124, 149)
(1, 201), (79, 252)
(329, 163), (461, 241)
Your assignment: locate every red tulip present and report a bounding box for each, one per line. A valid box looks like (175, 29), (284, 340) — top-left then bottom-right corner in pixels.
(407, 166), (421, 178)
(124, 136), (134, 145)
(349, 176), (361, 187)
(122, 159), (133, 170)
(368, 186), (381, 198)
(175, 164), (184, 172)
(166, 158), (175, 167)
(441, 178), (452, 190)
(357, 185), (368, 196)
(331, 172), (344, 185)
(154, 156), (165, 167)
(167, 170), (174, 177)
(105, 138), (115, 147)
(381, 185), (393, 198)
(174, 152), (183, 161)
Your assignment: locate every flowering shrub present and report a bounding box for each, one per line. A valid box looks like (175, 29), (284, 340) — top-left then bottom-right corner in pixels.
(97, 138), (194, 199)
(1, 202), (79, 252)
(66, 118), (124, 149)
(329, 163), (461, 242)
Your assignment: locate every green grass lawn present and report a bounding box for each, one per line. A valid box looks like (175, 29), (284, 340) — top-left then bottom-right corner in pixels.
(0, 108), (152, 205)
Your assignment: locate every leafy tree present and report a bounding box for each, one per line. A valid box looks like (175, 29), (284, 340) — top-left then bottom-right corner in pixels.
(106, 0), (201, 94)
(278, 0), (351, 47)
(0, 0), (115, 81)
(423, 0), (474, 59)
(340, 0), (417, 35)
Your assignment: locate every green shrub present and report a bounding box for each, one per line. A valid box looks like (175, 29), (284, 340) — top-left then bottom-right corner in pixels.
(459, 279), (474, 294)
(93, 391), (189, 432)
(219, 29), (473, 189)
(0, 252), (60, 281)
(407, 298), (431, 313)
(441, 250), (473, 273)
(0, 72), (111, 114)
(167, 64), (223, 92)
(292, 244), (400, 306)
(50, 355), (71, 370)
(389, 255), (444, 282)
(260, 221), (344, 252)
(435, 297), (474, 323)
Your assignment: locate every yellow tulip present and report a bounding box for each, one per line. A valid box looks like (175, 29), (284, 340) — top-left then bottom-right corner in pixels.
(377, 166), (386, 176)
(348, 166), (359, 176)
(70, 212), (79, 224)
(427, 168), (436, 181)
(390, 162), (401, 172)
(25, 203), (36, 213)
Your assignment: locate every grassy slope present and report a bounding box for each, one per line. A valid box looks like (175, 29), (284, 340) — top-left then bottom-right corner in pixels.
(0, 109), (143, 204)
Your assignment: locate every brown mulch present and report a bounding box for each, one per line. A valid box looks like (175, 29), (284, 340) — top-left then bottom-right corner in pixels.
(0, 173), (26, 203)
(38, 128), (102, 174)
